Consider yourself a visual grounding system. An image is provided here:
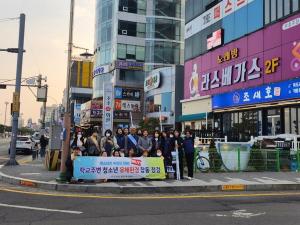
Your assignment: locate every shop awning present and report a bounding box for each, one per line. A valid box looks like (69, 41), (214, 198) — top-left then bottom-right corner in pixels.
(178, 112), (212, 122)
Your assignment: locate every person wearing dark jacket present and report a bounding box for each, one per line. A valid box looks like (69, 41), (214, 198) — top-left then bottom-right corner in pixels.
(183, 130), (195, 179)
(40, 135), (48, 158)
(170, 130), (184, 179)
(115, 128), (125, 152)
(151, 131), (161, 157)
(160, 131), (172, 169)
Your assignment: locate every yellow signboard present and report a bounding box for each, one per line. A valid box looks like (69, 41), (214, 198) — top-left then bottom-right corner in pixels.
(12, 92), (20, 113)
(221, 184), (245, 191)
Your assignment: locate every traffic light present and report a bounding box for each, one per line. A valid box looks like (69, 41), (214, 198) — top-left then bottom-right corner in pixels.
(0, 84), (7, 89)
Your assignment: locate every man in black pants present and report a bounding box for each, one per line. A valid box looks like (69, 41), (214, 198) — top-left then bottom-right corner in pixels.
(183, 130), (195, 179)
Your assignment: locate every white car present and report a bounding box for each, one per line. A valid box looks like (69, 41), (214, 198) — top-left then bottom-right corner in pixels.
(15, 136), (35, 154)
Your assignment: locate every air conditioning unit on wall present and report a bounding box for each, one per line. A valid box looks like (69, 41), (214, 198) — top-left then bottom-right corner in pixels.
(122, 30), (128, 35)
(123, 6), (128, 12)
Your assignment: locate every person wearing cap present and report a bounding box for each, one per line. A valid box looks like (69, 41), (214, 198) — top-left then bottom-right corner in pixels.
(138, 130), (152, 156)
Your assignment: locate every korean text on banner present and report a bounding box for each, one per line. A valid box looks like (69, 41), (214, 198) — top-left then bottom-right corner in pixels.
(74, 157), (166, 180)
(102, 82), (113, 135)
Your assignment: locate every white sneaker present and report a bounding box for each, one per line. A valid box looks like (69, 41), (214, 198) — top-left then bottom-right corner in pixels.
(187, 177), (193, 180)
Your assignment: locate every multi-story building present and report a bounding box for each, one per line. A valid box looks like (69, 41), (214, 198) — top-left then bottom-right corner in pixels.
(40, 104), (57, 128)
(93, 0), (147, 129)
(183, 0), (300, 141)
(69, 57), (94, 125)
(143, 0), (185, 130)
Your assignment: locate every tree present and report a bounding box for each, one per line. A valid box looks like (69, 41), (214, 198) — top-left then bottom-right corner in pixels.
(138, 117), (160, 134)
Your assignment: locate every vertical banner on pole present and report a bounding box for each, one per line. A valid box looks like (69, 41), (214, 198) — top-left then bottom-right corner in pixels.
(103, 82), (114, 135)
(175, 140), (180, 180)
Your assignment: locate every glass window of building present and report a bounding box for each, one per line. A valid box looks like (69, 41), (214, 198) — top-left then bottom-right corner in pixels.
(270, 0), (277, 22)
(284, 108), (290, 134)
(284, 0), (291, 16)
(137, 23), (146, 38)
(119, 70), (144, 83)
(117, 44), (126, 59)
(154, 0), (181, 18)
(292, 0), (299, 12)
(267, 109), (281, 136)
(126, 45), (136, 59)
(138, 0), (146, 15)
(118, 20), (137, 37)
(136, 46), (145, 61)
(277, 0), (283, 19)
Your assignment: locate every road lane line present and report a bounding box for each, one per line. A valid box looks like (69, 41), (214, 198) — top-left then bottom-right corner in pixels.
(1, 188), (300, 200)
(0, 203), (82, 214)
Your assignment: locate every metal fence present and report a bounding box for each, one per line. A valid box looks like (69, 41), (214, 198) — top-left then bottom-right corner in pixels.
(193, 147), (300, 173)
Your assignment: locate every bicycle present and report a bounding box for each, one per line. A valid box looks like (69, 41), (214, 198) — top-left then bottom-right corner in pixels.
(195, 147), (210, 172)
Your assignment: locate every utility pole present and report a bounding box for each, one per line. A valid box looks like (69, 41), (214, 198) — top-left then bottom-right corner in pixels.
(6, 14), (25, 166)
(4, 102), (9, 138)
(57, 0), (74, 182)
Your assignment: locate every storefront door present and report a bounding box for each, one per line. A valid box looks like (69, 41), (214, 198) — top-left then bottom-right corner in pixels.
(267, 109), (281, 136)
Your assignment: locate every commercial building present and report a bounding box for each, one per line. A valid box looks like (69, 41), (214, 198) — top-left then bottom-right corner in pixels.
(93, 0), (185, 129)
(144, 66), (184, 130)
(183, 0), (300, 141)
(93, 0), (146, 128)
(69, 57), (94, 125)
(144, 0), (185, 129)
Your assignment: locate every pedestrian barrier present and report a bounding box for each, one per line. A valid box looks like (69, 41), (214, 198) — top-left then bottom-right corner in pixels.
(45, 150), (61, 171)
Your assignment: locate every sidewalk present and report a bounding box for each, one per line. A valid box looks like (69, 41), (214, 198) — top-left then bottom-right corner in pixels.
(1, 159), (300, 194)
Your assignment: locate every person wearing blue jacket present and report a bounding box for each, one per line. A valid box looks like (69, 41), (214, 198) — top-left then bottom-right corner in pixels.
(183, 130), (195, 179)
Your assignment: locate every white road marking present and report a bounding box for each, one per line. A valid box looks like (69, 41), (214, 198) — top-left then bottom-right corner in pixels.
(20, 173), (41, 176)
(0, 203), (83, 214)
(232, 210), (266, 218)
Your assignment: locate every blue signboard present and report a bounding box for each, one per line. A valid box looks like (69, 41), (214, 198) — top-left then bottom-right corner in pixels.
(212, 78), (300, 109)
(115, 87), (123, 99)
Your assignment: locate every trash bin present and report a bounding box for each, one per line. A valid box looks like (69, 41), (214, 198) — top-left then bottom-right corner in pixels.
(290, 153), (298, 172)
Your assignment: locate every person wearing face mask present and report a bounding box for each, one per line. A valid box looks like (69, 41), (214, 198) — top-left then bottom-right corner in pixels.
(100, 129), (119, 156)
(170, 130), (184, 180)
(86, 130), (101, 156)
(151, 130), (161, 157)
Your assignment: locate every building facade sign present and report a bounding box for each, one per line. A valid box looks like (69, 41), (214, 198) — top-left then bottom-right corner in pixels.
(207, 29), (223, 50)
(115, 87), (141, 100)
(93, 64), (110, 77)
(185, 0), (253, 39)
(212, 77), (300, 109)
(184, 13), (300, 99)
(115, 99), (141, 112)
(115, 60), (144, 71)
(144, 72), (161, 92)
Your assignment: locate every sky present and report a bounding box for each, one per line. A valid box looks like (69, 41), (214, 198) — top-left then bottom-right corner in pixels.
(0, 0), (95, 126)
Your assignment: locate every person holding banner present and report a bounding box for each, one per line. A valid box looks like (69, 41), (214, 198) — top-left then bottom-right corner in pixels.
(100, 129), (119, 156)
(138, 130), (152, 156)
(183, 130), (195, 179)
(170, 130), (184, 180)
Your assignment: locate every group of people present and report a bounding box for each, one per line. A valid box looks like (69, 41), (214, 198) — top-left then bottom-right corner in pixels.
(69, 127), (195, 180)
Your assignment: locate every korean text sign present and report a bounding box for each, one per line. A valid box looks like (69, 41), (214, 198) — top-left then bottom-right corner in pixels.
(184, 13), (300, 99)
(102, 83), (113, 135)
(74, 157), (166, 180)
(212, 77), (300, 109)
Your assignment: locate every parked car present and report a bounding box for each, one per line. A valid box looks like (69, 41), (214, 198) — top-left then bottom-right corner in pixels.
(8, 136), (35, 155)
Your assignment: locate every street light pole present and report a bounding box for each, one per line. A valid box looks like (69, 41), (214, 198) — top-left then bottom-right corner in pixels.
(57, 0), (74, 182)
(6, 13), (25, 166)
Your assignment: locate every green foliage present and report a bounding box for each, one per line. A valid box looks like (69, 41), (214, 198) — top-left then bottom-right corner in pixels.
(138, 117), (160, 134)
(0, 124), (10, 133)
(208, 139), (222, 172)
(18, 127), (34, 135)
(248, 142), (265, 171)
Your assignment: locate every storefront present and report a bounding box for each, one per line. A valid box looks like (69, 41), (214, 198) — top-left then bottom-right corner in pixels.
(180, 96), (213, 130)
(144, 66), (183, 130)
(183, 13), (300, 141)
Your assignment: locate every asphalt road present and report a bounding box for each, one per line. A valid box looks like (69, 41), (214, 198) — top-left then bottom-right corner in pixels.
(0, 139), (31, 165)
(0, 184), (300, 225)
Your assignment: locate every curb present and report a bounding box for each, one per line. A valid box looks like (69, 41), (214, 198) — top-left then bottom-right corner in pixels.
(2, 171), (300, 194)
